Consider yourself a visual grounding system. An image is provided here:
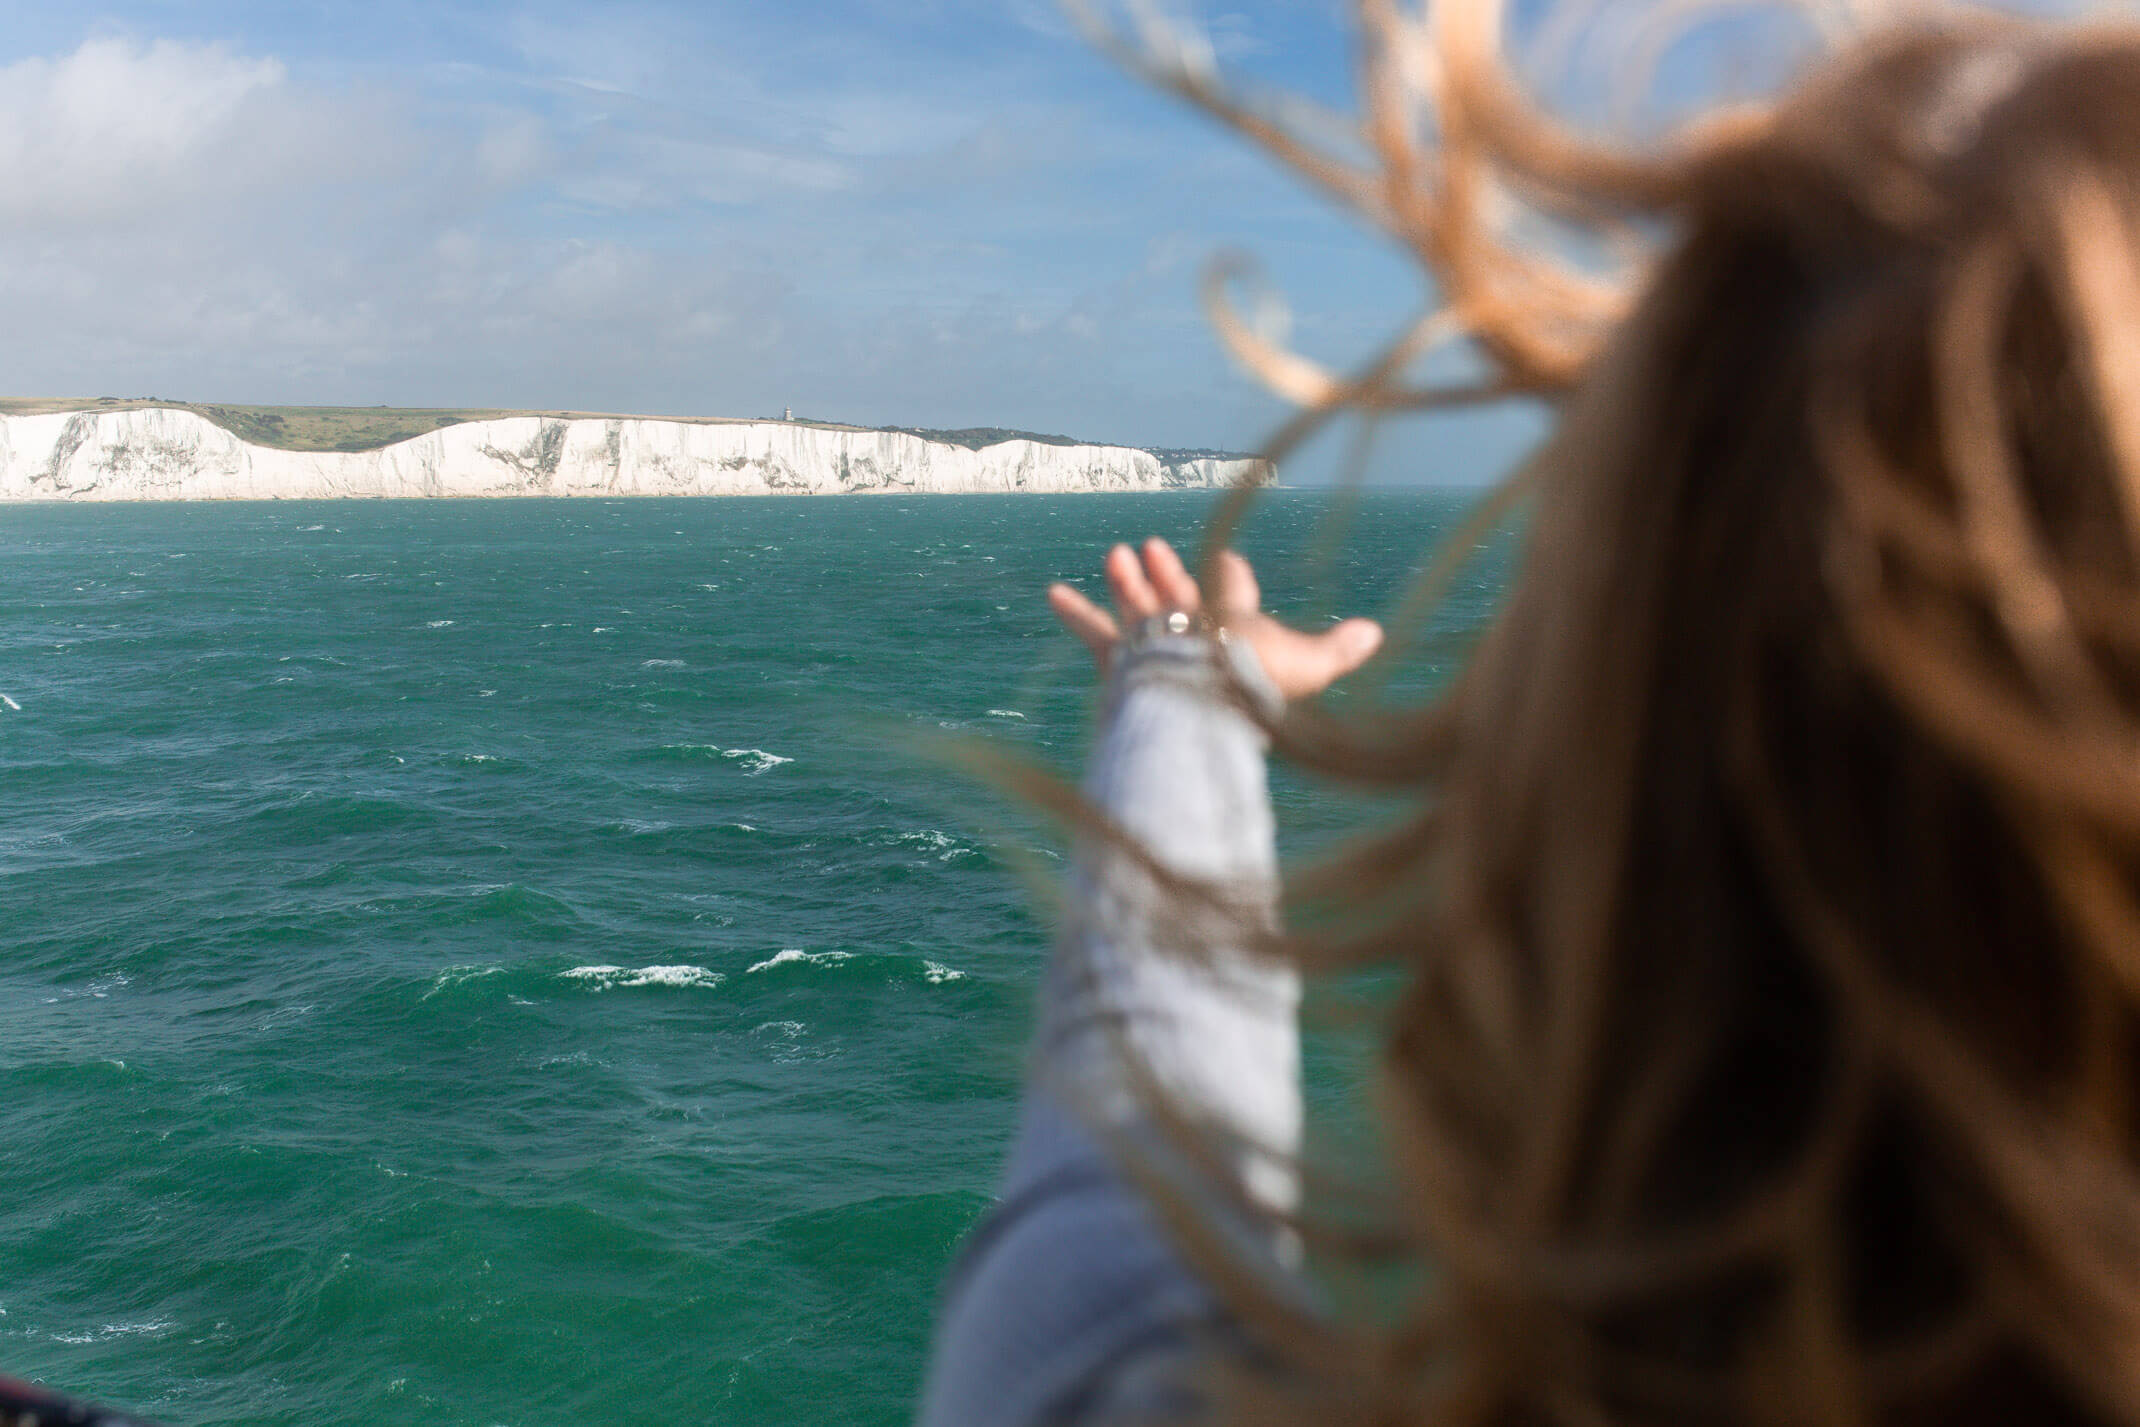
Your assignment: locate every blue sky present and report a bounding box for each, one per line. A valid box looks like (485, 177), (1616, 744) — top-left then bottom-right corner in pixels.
(0, 0), (1814, 478)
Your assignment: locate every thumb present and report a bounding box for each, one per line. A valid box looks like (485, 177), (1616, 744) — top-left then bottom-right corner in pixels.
(1264, 616), (1384, 700)
(1318, 620), (1386, 671)
(1317, 618), (1383, 681)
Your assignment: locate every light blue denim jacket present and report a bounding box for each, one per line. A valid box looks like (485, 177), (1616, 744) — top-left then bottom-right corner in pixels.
(920, 634), (1302, 1426)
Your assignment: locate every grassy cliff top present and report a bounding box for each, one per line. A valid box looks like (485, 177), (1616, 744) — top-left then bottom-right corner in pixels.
(0, 398), (1252, 461)
(0, 399), (807, 453)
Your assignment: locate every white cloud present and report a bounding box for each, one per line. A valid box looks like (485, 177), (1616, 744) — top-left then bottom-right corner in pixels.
(0, 37), (317, 220)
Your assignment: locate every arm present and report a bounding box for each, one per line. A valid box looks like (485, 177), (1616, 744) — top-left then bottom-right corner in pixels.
(920, 541), (1381, 1427)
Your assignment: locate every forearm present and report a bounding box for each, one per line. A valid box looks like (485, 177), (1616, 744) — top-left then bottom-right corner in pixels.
(921, 633), (1301, 1427)
(1021, 630), (1298, 1210)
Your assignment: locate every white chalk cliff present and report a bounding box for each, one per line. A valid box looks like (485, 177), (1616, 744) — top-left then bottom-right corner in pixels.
(0, 408), (1270, 501)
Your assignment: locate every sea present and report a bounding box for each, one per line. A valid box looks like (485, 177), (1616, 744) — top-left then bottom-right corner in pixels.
(0, 490), (1506, 1427)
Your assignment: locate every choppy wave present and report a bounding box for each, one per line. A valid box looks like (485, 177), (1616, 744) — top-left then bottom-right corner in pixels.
(648, 742), (724, 761)
(751, 1019), (823, 1064)
(886, 828), (976, 862)
(741, 946), (970, 987)
(246, 793), (432, 838)
(423, 964), (505, 998)
(644, 743), (792, 773)
(467, 884), (580, 925)
(46, 1319), (176, 1346)
(607, 817), (673, 835)
(746, 948), (852, 974)
(562, 963), (726, 990)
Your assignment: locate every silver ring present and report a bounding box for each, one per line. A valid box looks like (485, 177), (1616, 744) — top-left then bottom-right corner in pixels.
(1125, 610), (1225, 645)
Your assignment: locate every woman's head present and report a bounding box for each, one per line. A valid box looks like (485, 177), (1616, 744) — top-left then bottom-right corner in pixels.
(1091, 6), (2140, 1422)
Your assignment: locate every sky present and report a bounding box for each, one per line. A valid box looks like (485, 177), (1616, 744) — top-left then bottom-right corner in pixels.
(0, 0), (1805, 479)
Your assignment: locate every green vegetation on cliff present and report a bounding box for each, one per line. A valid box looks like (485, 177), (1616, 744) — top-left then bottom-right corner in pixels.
(0, 398), (528, 451)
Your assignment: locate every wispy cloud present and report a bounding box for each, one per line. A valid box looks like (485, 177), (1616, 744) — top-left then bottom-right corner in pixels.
(0, 37), (373, 221)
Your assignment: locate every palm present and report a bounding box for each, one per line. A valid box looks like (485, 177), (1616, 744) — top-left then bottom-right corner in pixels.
(1046, 537), (1382, 702)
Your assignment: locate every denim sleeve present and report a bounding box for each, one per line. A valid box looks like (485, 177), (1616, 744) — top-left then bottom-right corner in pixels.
(919, 634), (1302, 1427)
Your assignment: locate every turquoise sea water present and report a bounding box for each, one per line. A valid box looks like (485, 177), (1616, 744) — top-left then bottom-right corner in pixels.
(0, 491), (1502, 1427)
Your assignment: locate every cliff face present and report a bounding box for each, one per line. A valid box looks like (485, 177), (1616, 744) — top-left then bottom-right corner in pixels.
(0, 408), (1270, 501)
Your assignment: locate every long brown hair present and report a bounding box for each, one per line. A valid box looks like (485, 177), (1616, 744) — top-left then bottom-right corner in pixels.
(1066, 3), (2140, 1422)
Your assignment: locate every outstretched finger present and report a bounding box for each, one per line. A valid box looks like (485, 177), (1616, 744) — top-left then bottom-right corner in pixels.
(1211, 549), (1262, 619)
(1142, 537), (1201, 613)
(1105, 542), (1162, 619)
(1048, 581), (1118, 660)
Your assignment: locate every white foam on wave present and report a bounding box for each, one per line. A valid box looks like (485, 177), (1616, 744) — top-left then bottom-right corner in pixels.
(51, 1319), (174, 1345)
(627, 965), (724, 989)
(722, 747), (792, 774)
(425, 620), (454, 629)
(641, 658), (686, 669)
(0, 693), (19, 711)
(563, 963), (725, 990)
(45, 972), (133, 1004)
(894, 829), (956, 851)
(892, 829), (974, 862)
(986, 708), (1025, 719)
(751, 1018), (831, 1064)
(746, 948), (853, 974)
(923, 961), (966, 984)
(424, 964), (503, 998)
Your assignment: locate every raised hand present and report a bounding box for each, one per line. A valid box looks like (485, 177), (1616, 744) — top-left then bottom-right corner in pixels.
(1047, 536), (1383, 702)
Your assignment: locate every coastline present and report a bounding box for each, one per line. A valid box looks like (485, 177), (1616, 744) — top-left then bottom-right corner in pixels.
(0, 407), (1273, 503)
